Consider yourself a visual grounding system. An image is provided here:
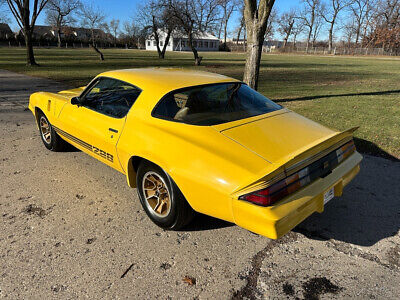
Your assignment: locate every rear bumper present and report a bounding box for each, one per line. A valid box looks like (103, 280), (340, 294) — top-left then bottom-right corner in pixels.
(232, 151), (362, 239)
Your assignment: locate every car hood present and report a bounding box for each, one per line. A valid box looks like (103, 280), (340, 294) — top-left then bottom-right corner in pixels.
(216, 110), (337, 164)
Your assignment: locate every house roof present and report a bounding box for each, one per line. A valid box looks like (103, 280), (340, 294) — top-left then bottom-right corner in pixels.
(33, 25), (54, 36)
(0, 23), (13, 34)
(148, 29), (219, 41)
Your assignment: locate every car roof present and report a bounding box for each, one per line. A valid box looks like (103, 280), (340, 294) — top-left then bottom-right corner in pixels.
(98, 68), (240, 94)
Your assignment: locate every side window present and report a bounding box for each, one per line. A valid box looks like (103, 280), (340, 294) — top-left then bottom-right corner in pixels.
(81, 77), (141, 118)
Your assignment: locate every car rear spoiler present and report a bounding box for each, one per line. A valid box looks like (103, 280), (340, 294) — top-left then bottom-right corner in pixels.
(232, 127), (359, 196)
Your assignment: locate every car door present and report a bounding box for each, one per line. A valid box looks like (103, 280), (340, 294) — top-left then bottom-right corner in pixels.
(57, 77), (141, 172)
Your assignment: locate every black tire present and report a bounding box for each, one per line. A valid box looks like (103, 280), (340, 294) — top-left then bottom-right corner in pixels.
(37, 111), (68, 152)
(136, 161), (195, 230)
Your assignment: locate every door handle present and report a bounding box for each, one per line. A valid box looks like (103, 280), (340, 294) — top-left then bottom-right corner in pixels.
(109, 128), (118, 133)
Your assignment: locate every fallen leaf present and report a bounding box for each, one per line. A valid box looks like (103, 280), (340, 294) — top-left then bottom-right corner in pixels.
(182, 276), (196, 286)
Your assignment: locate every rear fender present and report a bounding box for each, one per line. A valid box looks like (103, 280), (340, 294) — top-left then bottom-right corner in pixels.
(29, 92), (70, 124)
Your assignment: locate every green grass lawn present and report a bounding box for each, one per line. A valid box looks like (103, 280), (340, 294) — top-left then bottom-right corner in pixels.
(0, 48), (399, 159)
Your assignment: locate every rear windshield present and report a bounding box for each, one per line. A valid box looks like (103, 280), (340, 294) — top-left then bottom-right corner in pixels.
(152, 83), (282, 125)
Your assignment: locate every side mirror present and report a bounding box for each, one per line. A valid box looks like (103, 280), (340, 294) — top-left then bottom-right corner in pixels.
(71, 96), (81, 106)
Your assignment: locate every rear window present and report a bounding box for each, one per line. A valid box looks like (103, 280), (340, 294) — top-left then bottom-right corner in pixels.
(152, 83), (282, 125)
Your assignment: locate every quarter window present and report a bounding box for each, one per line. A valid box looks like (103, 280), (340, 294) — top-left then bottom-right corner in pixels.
(81, 78), (141, 118)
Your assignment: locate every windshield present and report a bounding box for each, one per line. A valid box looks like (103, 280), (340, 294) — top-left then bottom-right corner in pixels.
(152, 83), (282, 125)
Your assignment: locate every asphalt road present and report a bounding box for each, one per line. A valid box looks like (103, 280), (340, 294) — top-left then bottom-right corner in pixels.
(0, 70), (399, 299)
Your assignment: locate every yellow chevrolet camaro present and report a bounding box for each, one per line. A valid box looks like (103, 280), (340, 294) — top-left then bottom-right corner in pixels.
(29, 68), (362, 239)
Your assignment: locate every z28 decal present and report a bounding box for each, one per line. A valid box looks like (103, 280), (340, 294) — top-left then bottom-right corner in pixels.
(53, 126), (114, 163)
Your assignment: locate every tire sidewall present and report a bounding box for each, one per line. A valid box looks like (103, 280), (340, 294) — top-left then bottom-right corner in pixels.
(38, 112), (55, 150)
(136, 162), (179, 228)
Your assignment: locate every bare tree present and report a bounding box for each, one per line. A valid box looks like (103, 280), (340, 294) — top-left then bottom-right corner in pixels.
(242, 0), (275, 90)
(234, 4), (245, 45)
(350, 0), (374, 45)
(365, 0), (400, 51)
(45, 0), (80, 48)
(290, 18), (304, 48)
(320, 0), (354, 53)
(80, 3), (105, 60)
(137, 0), (176, 59)
(0, 0), (10, 22)
(342, 17), (357, 47)
(122, 20), (140, 48)
(219, 0), (237, 44)
(168, 0), (220, 65)
(5, 0), (49, 65)
(277, 9), (296, 48)
(299, 0), (321, 52)
(311, 8), (324, 45)
(264, 6), (277, 40)
(109, 19), (120, 47)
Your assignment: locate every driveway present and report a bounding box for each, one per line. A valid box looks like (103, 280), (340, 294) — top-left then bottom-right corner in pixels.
(0, 70), (399, 299)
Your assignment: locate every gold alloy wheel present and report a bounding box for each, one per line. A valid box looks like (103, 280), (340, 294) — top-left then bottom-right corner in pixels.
(40, 116), (52, 144)
(142, 171), (171, 218)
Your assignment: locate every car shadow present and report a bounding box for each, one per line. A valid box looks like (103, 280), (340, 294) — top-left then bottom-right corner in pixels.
(276, 89), (400, 103)
(294, 152), (400, 246)
(354, 137), (399, 162)
(182, 213), (234, 232)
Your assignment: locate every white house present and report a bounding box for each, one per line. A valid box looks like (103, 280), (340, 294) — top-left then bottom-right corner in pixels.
(145, 30), (219, 52)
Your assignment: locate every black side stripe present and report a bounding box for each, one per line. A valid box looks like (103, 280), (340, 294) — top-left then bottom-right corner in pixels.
(53, 125), (114, 163)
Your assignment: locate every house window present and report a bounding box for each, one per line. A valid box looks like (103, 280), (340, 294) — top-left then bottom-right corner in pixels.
(204, 41), (208, 48)
(193, 41), (197, 47)
(160, 41), (163, 46)
(153, 41), (157, 46)
(198, 41), (203, 47)
(147, 41), (150, 46)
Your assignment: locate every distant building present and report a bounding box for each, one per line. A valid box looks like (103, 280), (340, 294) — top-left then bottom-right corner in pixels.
(263, 40), (284, 51)
(70, 27), (110, 41)
(0, 23), (13, 39)
(32, 25), (55, 39)
(228, 38), (247, 45)
(17, 25), (109, 42)
(146, 30), (219, 52)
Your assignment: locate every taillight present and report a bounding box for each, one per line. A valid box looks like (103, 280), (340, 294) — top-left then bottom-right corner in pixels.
(239, 140), (356, 207)
(336, 140), (356, 162)
(239, 167), (311, 206)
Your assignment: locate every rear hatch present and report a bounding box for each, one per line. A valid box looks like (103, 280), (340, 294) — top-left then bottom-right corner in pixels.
(215, 109), (358, 181)
(216, 110), (338, 163)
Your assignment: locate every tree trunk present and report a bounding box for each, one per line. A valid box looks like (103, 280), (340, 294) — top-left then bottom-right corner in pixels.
(243, 27), (263, 90)
(283, 21), (294, 49)
(91, 44), (104, 60)
(217, 22), (222, 40)
(283, 37), (288, 49)
(243, 30), (246, 52)
(236, 24), (242, 45)
(160, 30), (172, 59)
(224, 19), (228, 44)
(57, 29), (62, 48)
(328, 23), (334, 53)
(355, 22), (361, 45)
(24, 28), (37, 66)
(188, 33), (201, 65)
(306, 27), (312, 53)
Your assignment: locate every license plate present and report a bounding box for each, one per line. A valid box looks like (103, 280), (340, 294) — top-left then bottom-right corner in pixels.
(324, 187), (334, 204)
